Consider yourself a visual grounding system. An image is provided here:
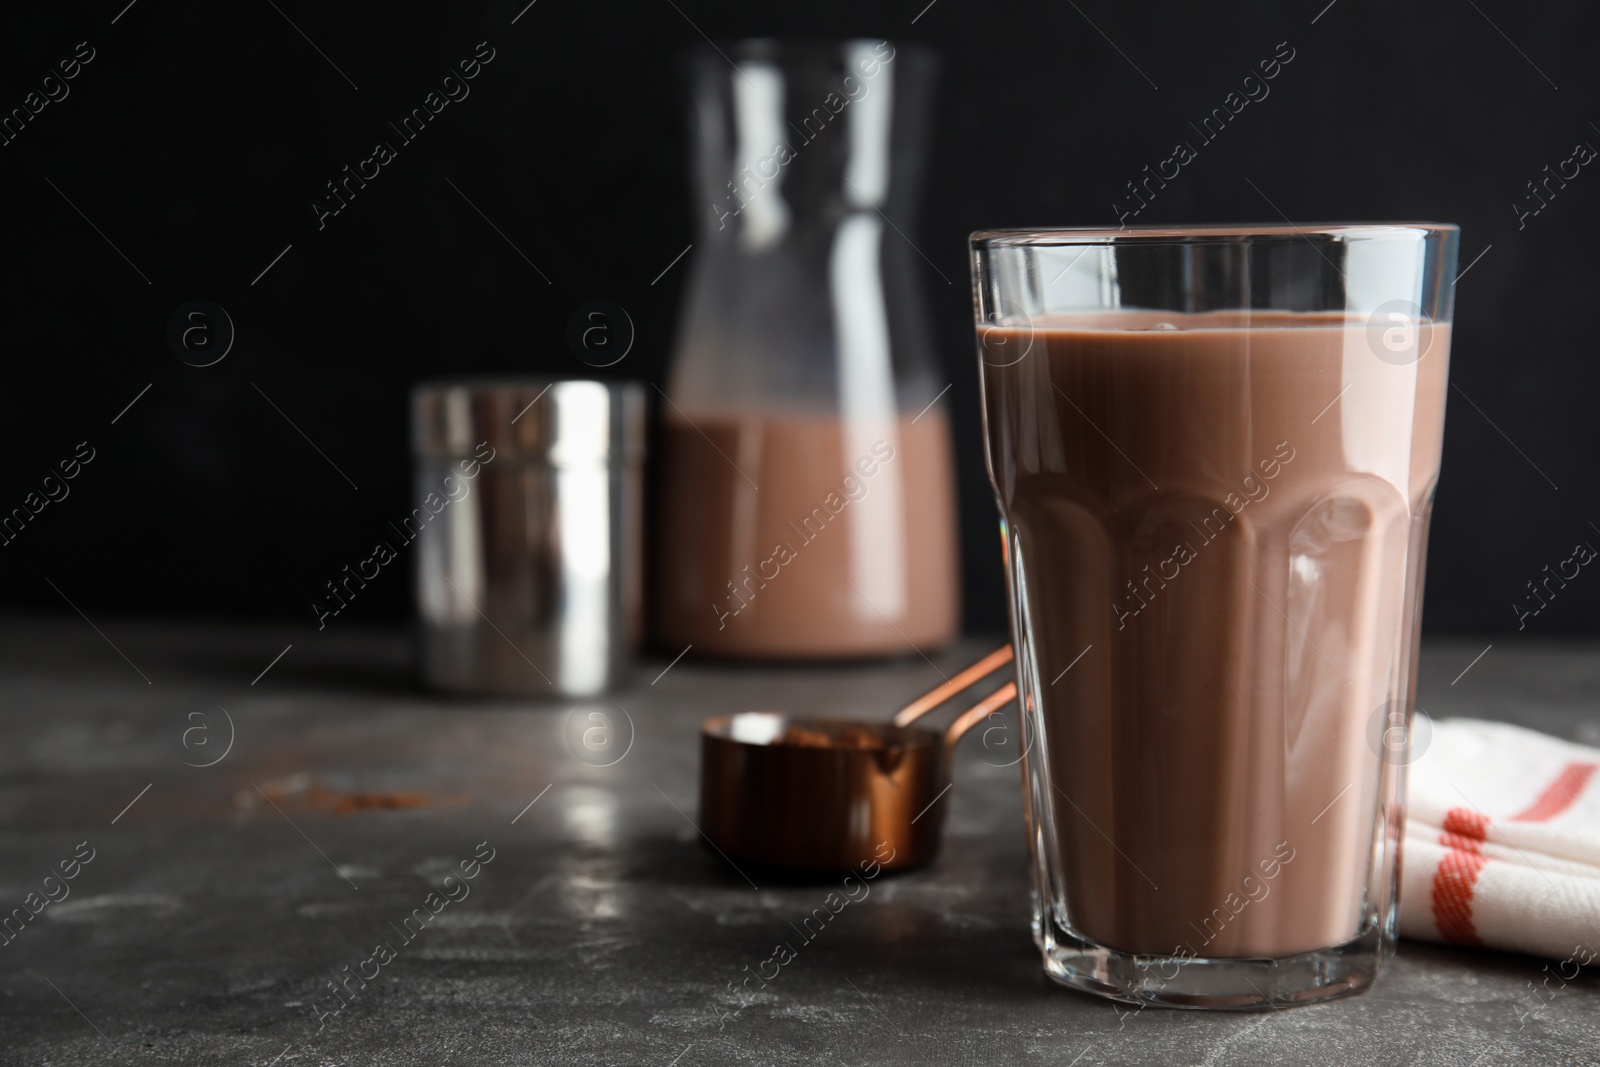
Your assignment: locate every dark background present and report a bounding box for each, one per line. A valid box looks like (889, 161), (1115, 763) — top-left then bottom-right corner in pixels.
(1, 0), (1596, 644)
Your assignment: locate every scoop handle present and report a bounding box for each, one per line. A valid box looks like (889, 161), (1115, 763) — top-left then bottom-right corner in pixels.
(944, 681), (1017, 754)
(892, 645), (1013, 727)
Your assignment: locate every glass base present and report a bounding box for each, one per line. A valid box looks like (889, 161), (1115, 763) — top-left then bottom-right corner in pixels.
(1038, 913), (1385, 1010)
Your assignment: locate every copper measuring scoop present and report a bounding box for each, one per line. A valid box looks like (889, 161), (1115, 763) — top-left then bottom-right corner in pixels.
(698, 646), (1017, 875)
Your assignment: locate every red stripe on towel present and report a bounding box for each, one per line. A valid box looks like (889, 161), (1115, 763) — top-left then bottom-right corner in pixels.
(1441, 807), (1490, 843)
(1432, 848), (1488, 944)
(1510, 762), (1598, 823)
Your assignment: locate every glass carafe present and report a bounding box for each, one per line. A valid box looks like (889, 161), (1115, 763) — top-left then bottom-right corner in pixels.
(656, 39), (957, 659)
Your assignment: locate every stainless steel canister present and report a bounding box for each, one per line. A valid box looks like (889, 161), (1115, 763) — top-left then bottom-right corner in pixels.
(411, 379), (645, 696)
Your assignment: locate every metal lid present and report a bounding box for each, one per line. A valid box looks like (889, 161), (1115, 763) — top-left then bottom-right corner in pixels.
(411, 378), (646, 464)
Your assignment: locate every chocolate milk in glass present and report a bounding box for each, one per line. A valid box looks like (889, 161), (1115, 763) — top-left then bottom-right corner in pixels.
(982, 310), (1449, 957)
(656, 411), (958, 657)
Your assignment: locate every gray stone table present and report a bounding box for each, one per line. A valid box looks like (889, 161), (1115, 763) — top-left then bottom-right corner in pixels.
(1, 618), (1597, 1066)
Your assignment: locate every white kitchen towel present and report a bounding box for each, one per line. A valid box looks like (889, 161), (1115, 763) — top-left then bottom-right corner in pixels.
(1400, 719), (1600, 962)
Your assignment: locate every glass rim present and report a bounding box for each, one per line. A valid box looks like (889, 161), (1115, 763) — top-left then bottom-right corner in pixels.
(971, 222), (1458, 248)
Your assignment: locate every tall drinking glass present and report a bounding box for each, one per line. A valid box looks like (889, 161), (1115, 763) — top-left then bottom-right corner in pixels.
(972, 224), (1458, 1008)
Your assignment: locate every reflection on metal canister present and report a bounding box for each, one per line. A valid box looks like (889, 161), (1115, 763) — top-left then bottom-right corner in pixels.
(411, 379), (645, 696)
